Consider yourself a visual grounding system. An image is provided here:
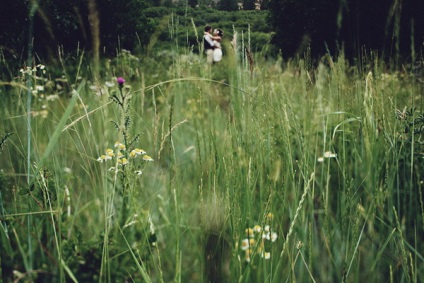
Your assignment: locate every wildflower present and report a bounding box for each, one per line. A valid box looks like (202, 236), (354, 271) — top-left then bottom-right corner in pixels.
(117, 77), (125, 85)
(266, 213), (274, 220)
(97, 155), (107, 162)
(271, 232), (278, 242)
(135, 170), (143, 176)
(130, 148), (146, 158)
(105, 81), (115, 88)
(134, 148), (146, 155)
(253, 225), (262, 233)
(105, 148), (115, 158)
(245, 249), (253, 262)
(296, 241), (304, 250)
(318, 151), (337, 162)
(245, 228), (254, 237)
(20, 66), (33, 76)
(40, 110), (48, 118)
(114, 142), (126, 150)
(117, 152), (124, 159)
(89, 84), (105, 96)
(118, 158), (128, 166)
(148, 213), (157, 246)
(264, 225), (270, 233)
(46, 94), (60, 101)
(263, 252), (271, 260)
(323, 151), (337, 158)
(129, 151), (137, 158)
(108, 167), (116, 172)
(143, 155), (154, 161)
(241, 239), (250, 250)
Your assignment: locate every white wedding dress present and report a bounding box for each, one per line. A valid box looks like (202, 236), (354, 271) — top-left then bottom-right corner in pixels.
(213, 40), (222, 62)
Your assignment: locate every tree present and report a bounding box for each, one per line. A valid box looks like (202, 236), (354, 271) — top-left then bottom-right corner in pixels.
(97, 0), (154, 53)
(218, 0), (238, 11)
(268, 0), (339, 58)
(268, 0), (424, 60)
(243, 0), (256, 10)
(188, 0), (198, 8)
(0, 1), (30, 56)
(260, 0), (270, 10)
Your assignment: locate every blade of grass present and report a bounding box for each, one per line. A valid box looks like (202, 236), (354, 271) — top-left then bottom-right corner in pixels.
(345, 209), (369, 279)
(28, 82), (84, 189)
(370, 228), (396, 270)
(117, 225), (152, 283)
(26, 0), (39, 271)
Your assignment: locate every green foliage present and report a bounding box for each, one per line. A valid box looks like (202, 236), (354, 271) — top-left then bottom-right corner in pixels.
(1, 3), (424, 282)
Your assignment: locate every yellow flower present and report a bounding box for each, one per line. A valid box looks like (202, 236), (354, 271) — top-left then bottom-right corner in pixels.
(105, 149), (114, 160)
(118, 158), (128, 166)
(130, 148), (146, 158)
(134, 148), (146, 155)
(245, 249), (253, 262)
(245, 228), (254, 237)
(266, 213), (274, 220)
(241, 239), (249, 251)
(129, 151), (137, 158)
(253, 225), (262, 233)
(143, 155), (154, 162)
(97, 155), (107, 162)
(114, 141), (126, 150)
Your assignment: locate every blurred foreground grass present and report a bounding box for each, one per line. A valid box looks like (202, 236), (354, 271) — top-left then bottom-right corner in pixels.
(0, 47), (424, 282)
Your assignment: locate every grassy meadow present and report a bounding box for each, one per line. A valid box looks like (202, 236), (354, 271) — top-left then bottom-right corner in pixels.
(1, 26), (424, 283)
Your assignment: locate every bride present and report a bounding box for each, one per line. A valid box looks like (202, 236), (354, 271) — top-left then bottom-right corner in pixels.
(212, 29), (224, 62)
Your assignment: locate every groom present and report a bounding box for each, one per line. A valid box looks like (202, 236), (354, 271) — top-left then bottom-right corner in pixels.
(203, 25), (216, 64)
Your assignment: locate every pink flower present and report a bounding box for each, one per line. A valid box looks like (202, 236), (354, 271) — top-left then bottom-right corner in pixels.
(117, 77), (125, 85)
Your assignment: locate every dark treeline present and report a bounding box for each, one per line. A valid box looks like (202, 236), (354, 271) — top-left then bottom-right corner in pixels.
(0, 0), (156, 62)
(0, 0), (423, 65)
(269, 0), (424, 62)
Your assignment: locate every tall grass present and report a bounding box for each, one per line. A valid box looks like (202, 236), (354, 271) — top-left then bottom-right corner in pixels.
(1, 7), (424, 283)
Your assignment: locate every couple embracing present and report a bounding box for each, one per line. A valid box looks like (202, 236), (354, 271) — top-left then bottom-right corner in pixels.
(204, 25), (224, 64)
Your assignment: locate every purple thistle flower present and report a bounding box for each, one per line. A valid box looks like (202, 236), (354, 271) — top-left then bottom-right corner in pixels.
(117, 77), (125, 85)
